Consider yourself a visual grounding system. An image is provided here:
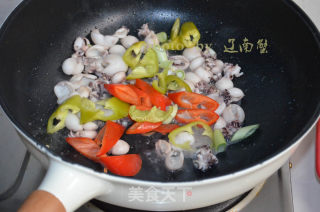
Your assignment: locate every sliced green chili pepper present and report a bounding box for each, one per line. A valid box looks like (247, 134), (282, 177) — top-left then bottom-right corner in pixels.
(163, 19), (200, 50)
(152, 69), (191, 93)
(160, 60), (173, 69)
(126, 47), (159, 79)
(167, 81), (179, 91)
(152, 78), (166, 94)
(47, 95), (82, 134)
(79, 98), (106, 124)
(166, 75), (191, 92)
(129, 105), (174, 123)
(58, 95), (81, 113)
(47, 109), (68, 134)
(47, 95), (128, 133)
(163, 104), (178, 124)
(168, 121), (214, 150)
(152, 68), (169, 94)
(123, 41), (147, 69)
(152, 45), (173, 69)
(213, 129), (227, 153)
(179, 22), (200, 48)
(174, 69), (185, 79)
(97, 97), (130, 121)
(126, 66), (149, 80)
(170, 18), (180, 41)
(140, 47), (158, 69)
(153, 45), (168, 63)
(156, 32), (168, 43)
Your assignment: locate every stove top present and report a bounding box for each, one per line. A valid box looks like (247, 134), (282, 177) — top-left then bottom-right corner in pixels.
(1, 0), (320, 211)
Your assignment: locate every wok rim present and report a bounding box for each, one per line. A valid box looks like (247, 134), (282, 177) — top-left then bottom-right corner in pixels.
(0, 0), (320, 184)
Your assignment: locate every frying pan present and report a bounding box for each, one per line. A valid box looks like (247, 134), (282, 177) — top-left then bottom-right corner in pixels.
(1, 0), (320, 211)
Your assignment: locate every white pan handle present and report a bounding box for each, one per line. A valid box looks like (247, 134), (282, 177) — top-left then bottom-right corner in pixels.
(19, 159), (113, 212)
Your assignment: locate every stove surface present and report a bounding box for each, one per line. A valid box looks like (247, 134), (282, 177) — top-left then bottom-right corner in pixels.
(0, 0), (320, 211)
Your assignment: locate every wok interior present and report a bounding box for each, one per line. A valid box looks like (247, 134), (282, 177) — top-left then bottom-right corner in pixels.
(0, 0), (320, 182)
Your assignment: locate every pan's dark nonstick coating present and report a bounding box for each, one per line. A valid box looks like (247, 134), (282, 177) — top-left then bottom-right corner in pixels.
(0, 0), (320, 182)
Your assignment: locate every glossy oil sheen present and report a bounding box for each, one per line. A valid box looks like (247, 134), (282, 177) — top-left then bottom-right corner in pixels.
(0, 0), (320, 182)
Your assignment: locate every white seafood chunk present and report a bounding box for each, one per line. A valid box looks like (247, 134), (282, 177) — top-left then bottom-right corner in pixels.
(111, 71), (126, 83)
(155, 139), (172, 158)
(102, 54), (128, 76)
(214, 117), (227, 130)
(78, 130), (97, 139)
(227, 87), (244, 102)
(215, 77), (234, 91)
(222, 104), (245, 123)
(65, 113), (83, 131)
(54, 81), (75, 104)
(83, 122), (98, 131)
(62, 58), (84, 75)
(121, 35), (139, 48)
(85, 45), (107, 58)
(113, 26), (129, 38)
(190, 56), (205, 71)
(175, 132), (195, 145)
(183, 46), (202, 61)
(109, 45), (126, 56)
(194, 66), (212, 83)
(91, 29), (119, 47)
(165, 149), (184, 171)
(185, 72), (201, 85)
(111, 139), (130, 155)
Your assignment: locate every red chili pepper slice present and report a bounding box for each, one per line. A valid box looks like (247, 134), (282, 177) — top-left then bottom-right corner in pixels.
(94, 125), (106, 145)
(168, 91), (219, 111)
(66, 136), (142, 177)
(66, 137), (100, 162)
(96, 121), (125, 157)
(128, 85), (152, 107)
(99, 154), (142, 177)
(175, 109), (219, 125)
(104, 84), (140, 105)
(135, 79), (171, 110)
(126, 122), (162, 134)
(134, 105), (153, 111)
(153, 124), (180, 135)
